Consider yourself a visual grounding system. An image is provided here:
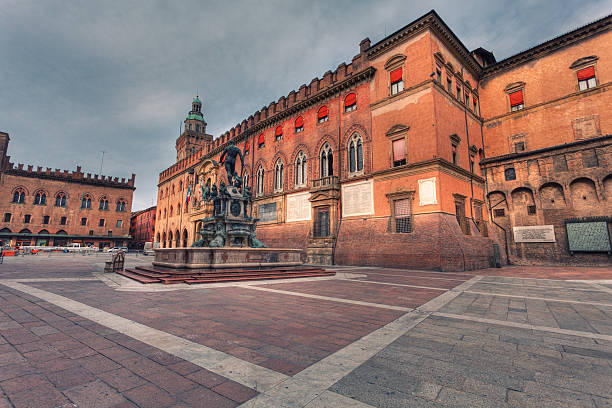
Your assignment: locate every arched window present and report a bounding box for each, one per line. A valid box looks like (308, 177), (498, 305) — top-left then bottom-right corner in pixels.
(295, 116), (304, 133)
(172, 185), (175, 195)
(344, 93), (357, 112)
(295, 151), (307, 187)
(243, 172), (249, 188)
(256, 166), (265, 197)
(275, 126), (283, 141)
(168, 231), (173, 248)
(169, 206), (173, 217)
(34, 191), (47, 205)
(81, 194), (92, 209)
(274, 159), (284, 192)
(162, 232), (166, 248)
(99, 197), (109, 210)
(12, 188), (25, 204)
(320, 143), (333, 178)
(317, 106), (329, 123)
(177, 203), (181, 215)
(116, 200), (126, 212)
(179, 181), (183, 191)
(55, 192), (67, 207)
(163, 208), (167, 219)
(348, 133), (364, 174)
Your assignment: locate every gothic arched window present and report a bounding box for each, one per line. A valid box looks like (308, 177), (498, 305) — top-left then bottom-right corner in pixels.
(55, 192), (67, 207)
(81, 194), (92, 209)
(256, 166), (265, 197)
(295, 151), (307, 187)
(116, 199), (127, 212)
(34, 191), (47, 205)
(274, 159), (284, 192)
(99, 197), (109, 210)
(320, 143), (333, 178)
(348, 133), (364, 174)
(12, 188), (25, 204)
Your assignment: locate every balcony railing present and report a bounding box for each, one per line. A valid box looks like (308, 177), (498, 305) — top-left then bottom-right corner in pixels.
(310, 176), (339, 190)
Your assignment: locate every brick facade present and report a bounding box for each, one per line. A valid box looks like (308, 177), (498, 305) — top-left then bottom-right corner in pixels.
(129, 205), (156, 249)
(154, 11), (611, 270)
(0, 132), (135, 249)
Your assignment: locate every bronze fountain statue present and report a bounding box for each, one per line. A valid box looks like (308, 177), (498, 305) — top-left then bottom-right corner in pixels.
(192, 139), (265, 248)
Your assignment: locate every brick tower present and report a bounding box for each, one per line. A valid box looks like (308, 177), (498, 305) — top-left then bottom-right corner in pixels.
(175, 96), (213, 161)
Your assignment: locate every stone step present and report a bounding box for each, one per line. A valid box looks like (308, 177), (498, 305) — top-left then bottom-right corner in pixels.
(120, 266), (334, 285)
(116, 270), (161, 284)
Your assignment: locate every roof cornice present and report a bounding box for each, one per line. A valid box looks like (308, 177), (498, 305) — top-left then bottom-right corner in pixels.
(367, 10), (483, 76)
(483, 14), (612, 79)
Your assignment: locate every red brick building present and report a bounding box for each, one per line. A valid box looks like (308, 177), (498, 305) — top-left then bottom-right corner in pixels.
(155, 11), (611, 270)
(129, 205), (156, 249)
(0, 132), (135, 249)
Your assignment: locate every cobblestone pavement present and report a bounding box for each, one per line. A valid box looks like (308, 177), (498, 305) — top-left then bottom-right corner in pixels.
(0, 255), (611, 407)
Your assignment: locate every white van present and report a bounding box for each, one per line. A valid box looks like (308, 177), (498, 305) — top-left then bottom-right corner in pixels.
(143, 242), (159, 255)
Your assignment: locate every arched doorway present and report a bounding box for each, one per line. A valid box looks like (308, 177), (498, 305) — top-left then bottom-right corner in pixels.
(175, 229), (180, 248)
(168, 231), (173, 248)
(182, 229), (188, 247)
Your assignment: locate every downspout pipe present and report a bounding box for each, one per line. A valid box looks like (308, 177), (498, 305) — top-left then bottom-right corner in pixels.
(476, 79), (509, 265)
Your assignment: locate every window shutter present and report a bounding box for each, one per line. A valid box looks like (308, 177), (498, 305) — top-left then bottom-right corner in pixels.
(244, 141), (249, 152)
(509, 90), (523, 107)
(275, 126), (283, 136)
(258, 133), (265, 145)
(344, 93), (356, 107)
(392, 139), (405, 162)
(295, 116), (303, 128)
(577, 66), (595, 80)
(390, 67), (402, 84)
(318, 106), (328, 119)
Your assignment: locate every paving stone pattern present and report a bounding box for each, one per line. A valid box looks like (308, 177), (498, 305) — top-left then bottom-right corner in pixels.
(1, 257), (612, 407)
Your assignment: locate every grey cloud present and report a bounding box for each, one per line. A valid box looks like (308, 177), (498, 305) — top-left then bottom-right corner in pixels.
(0, 0), (609, 210)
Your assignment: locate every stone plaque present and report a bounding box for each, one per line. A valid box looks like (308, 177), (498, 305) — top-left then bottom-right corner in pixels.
(342, 179), (374, 217)
(258, 202), (277, 223)
(513, 225), (556, 243)
(418, 177), (437, 206)
(566, 221), (611, 253)
(572, 115), (601, 140)
(286, 192), (311, 222)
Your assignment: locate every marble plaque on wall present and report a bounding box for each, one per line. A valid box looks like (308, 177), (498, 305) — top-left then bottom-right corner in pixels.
(342, 179), (374, 217)
(258, 202), (277, 223)
(418, 177), (437, 206)
(513, 225), (555, 243)
(286, 192), (311, 222)
(566, 222), (611, 252)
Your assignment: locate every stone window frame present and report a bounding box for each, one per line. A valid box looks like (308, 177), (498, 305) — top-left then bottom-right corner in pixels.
(570, 56), (599, 92)
(60, 216), (67, 225)
(294, 151), (307, 188)
(504, 167), (517, 181)
(386, 124), (409, 168)
(320, 142), (334, 178)
(42, 215), (50, 225)
(99, 219), (105, 227)
(33, 190), (48, 206)
(12, 187), (26, 204)
(81, 193), (93, 210)
(469, 144), (478, 173)
(81, 217), (87, 226)
(273, 158), (284, 193)
(504, 82), (526, 112)
(386, 191), (415, 234)
(450, 134), (461, 166)
(384, 54), (406, 97)
(256, 166), (265, 197)
(347, 133), (364, 177)
(3, 213), (11, 222)
(433, 52), (445, 85)
(24, 214), (31, 224)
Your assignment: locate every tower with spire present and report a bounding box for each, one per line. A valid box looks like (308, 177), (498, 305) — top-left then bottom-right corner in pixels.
(175, 95), (213, 161)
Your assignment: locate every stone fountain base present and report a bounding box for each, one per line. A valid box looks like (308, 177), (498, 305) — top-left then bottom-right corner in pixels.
(152, 247), (305, 269)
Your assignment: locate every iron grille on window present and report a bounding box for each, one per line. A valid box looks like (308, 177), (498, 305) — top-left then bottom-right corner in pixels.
(493, 209), (505, 217)
(393, 198), (412, 233)
(527, 205), (536, 215)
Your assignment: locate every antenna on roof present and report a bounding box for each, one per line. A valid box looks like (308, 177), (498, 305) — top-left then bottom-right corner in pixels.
(100, 151), (106, 174)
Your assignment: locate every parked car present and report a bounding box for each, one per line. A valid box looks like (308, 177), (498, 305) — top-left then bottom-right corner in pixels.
(106, 247), (127, 253)
(143, 242), (159, 256)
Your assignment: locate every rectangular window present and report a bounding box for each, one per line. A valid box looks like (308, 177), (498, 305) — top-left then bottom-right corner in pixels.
(527, 205), (536, 215)
(456, 85), (461, 99)
(514, 142), (525, 153)
(392, 198), (412, 233)
(504, 167), (516, 181)
(452, 144), (458, 165)
(116, 220), (122, 228)
(436, 69), (442, 83)
(99, 219), (105, 227)
(81, 217), (87, 226)
(108, 231), (112, 237)
(577, 66), (596, 91)
(4, 213), (11, 222)
(43, 215), (49, 224)
(469, 155), (475, 173)
(473, 97), (478, 112)
(509, 90), (524, 111)
(493, 208), (505, 217)
(60, 216), (67, 225)
(447, 78), (452, 92)
(582, 150), (599, 168)
(89, 230), (94, 236)
(24, 214), (31, 223)
(390, 67), (403, 95)
(392, 139), (406, 167)
(455, 199), (469, 235)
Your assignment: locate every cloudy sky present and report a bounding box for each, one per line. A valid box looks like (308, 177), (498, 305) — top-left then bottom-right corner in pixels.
(1, 0), (610, 210)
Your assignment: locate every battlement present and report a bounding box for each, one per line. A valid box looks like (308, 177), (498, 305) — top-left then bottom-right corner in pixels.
(159, 39), (373, 184)
(3, 160), (136, 189)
